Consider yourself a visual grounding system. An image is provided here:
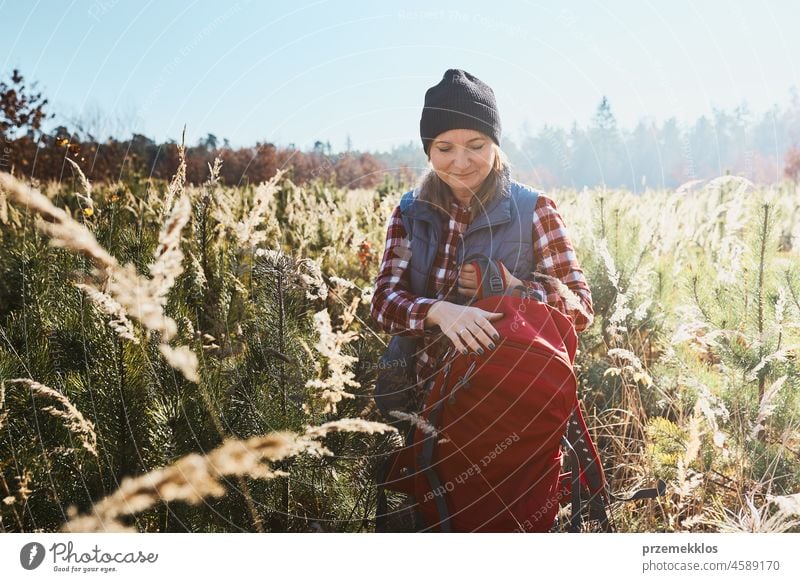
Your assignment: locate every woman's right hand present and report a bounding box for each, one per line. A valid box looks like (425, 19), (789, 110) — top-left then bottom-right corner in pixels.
(425, 301), (504, 356)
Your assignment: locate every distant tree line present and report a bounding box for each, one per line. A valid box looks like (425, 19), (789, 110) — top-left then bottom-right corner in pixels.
(5, 130), (401, 189)
(2, 69), (799, 191)
(505, 95), (800, 191)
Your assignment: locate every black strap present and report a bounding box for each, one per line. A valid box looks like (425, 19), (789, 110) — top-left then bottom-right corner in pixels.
(506, 283), (530, 298)
(417, 394), (452, 532)
(608, 480), (667, 503)
(588, 491), (611, 531)
(561, 436), (583, 533)
(416, 359), (454, 532)
(505, 283), (543, 301)
(566, 409), (606, 494)
(564, 407), (612, 531)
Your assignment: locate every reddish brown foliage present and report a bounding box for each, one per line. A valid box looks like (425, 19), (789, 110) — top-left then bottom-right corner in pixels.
(2, 132), (391, 189)
(0, 69), (51, 136)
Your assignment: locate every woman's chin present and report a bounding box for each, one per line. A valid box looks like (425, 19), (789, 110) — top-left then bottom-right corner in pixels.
(447, 176), (480, 193)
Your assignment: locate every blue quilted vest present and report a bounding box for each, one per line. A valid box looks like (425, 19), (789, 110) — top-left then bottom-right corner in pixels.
(398, 179), (540, 298)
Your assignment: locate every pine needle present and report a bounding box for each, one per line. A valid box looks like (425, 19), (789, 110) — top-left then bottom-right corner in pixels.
(5, 379), (97, 456)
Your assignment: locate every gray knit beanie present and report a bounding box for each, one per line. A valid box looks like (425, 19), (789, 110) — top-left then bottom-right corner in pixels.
(419, 69), (501, 155)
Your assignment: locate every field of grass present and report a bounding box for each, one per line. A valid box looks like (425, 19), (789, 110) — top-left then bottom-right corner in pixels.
(1, 151), (799, 532)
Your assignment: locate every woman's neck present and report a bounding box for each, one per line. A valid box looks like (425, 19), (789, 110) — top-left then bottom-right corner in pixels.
(451, 189), (474, 209)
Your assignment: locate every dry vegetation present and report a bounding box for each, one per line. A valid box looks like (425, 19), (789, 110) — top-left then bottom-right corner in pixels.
(1, 153), (799, 532)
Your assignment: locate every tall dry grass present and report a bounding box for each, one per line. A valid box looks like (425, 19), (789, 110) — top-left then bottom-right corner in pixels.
(1, 160), (799, 532)
(63, 419), (394, 532)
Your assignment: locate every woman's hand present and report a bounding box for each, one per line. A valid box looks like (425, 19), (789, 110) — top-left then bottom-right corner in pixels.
(457, 261), (522, 298)
(425, 301), (503, 355)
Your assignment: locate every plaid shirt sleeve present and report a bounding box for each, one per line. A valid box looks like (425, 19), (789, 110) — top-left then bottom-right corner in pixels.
(370, 205), (440, 336)
(519, 194), (595, 333)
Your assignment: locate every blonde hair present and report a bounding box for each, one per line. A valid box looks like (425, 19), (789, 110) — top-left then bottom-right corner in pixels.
(416, 143), (511, 222)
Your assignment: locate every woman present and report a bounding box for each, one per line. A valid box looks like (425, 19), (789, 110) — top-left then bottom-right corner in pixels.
(370, 68), (594, 414)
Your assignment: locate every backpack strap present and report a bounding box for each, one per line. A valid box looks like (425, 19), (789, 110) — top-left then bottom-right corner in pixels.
(459, 254), (546, 303)
(561, 436), (583, 533)
(398, 189), (416, 241)
(566, 406), (607, 495)
(461, 252), (506, 299)
(563, 405), (667, 532)
(565, 406), (612, 531)
(416, 394), (453, 532)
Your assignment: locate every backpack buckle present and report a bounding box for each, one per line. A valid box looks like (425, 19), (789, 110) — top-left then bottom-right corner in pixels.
(447, 360), (477, 405)
(489, 275), (504, 294)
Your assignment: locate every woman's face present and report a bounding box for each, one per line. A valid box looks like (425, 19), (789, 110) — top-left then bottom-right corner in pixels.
(428, 129), (496, 200)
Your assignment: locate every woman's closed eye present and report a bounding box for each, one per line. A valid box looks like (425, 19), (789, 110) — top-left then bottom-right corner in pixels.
(437, 144), (484, 153)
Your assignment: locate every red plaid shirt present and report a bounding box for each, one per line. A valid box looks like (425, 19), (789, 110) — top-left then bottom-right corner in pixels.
(370, 193), (594, 391)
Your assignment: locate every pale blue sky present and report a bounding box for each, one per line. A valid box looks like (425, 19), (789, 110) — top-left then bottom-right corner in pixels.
(2, 0), (798, 151)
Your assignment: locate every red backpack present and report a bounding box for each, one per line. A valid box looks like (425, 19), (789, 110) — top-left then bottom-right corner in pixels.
(376, 255), (612, 532)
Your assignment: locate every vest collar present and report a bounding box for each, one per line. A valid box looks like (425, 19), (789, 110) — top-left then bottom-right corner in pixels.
(405, 166), (515, 233)
(466, 188), (511, 234)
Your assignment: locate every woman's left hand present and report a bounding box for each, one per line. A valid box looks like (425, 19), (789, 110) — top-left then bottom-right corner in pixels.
(458, 261), (521, 298)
